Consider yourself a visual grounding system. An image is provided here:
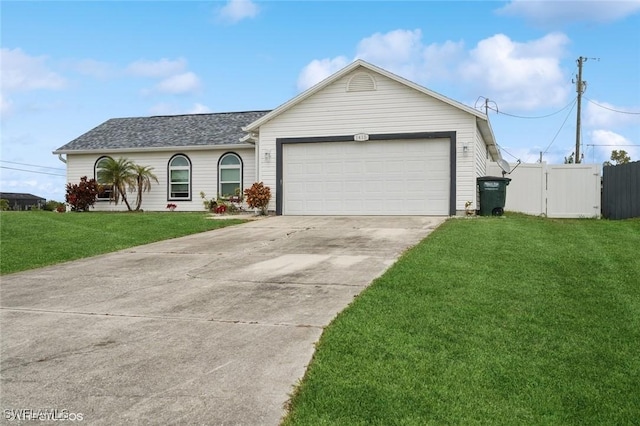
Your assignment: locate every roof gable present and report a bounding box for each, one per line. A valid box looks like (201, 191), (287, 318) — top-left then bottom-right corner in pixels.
(54, 110), (270, 153)
(245, 59), (485, 130)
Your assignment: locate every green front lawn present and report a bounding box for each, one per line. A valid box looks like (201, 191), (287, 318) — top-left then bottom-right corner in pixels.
(0, 211), (245, 275)
(284, 215), (640, 425)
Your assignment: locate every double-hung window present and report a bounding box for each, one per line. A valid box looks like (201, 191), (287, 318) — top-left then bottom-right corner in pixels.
(168, 154), (191, 200)
(218, 153), (242, 198)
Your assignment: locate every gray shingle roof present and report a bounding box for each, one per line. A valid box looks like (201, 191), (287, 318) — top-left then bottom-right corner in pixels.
(0, 192), (46, 201)
(54, 110), (270, 152)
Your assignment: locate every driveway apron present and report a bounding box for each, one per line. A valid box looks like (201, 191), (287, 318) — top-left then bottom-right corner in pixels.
(1, 216), (445, 425)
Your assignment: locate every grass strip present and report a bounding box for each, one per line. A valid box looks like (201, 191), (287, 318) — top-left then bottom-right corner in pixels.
(0, 211), (245, 275)
(284, 215), (640, 425)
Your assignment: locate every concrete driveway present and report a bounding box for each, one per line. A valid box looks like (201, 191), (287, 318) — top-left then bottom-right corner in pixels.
(1, 216), (445, 425)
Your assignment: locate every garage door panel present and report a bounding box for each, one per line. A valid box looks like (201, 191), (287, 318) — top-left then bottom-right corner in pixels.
(365, 161), (385, 173)
(283, 139), (450, 215)
(325, 161), (343, 174)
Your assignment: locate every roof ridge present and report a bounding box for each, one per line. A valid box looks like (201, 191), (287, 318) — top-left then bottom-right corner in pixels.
(102, 110), (273, 121)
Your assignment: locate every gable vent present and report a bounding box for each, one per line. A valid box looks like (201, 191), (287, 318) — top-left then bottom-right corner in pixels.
(347, 72), (376, 92)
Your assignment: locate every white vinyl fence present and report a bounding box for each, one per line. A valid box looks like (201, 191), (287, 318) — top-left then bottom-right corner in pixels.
(486, 162), (601, 218)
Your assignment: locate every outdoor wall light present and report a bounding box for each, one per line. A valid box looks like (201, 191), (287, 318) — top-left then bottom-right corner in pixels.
(264, 150), (271, 161)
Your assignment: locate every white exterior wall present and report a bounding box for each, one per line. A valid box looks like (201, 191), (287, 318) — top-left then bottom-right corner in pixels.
(257, 69), (481, 213)
(65, 147), (255, 212)
(470, 128), (489, 209)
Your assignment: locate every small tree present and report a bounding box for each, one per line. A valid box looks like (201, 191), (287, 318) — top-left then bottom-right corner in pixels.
(97, 157), (135, 211)
(0, 199), (9, 211)
(65, 176), (100, 212)
(244, 182), (271, 215)
(131, 164), (159, 211)
(603, 149), (631, 166)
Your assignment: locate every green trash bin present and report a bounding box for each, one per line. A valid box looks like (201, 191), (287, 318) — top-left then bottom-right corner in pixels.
(477, 176), (511, 216)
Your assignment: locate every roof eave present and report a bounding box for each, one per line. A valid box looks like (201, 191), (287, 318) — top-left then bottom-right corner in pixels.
(52, 143), (255, 155)
(477, 117), (501, 161)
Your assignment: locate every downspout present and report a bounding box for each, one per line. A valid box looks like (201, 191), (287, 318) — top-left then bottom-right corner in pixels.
(57, 154), (67, 164)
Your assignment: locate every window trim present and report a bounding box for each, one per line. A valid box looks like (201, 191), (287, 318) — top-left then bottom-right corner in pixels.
(167, 154), (192, 201)
(94, 156), (114, 201)
(217, 152), (243, 199)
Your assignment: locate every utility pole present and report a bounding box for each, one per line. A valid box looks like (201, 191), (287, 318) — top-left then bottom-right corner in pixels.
(575, 56), (587, 164)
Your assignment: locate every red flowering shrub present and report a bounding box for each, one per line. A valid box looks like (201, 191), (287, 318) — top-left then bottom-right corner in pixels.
(244, 182), (271, 215)
(65, 176), (100, 212)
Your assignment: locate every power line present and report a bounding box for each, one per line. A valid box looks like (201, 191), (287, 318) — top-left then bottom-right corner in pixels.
(0, 166), (66, 177)
(495, 144), (521, 161)
(486, 98), (577, 119)
(584, 97), (640, 115)
(0, 160), (66, 171)
(542, 98), (578, 157)
(586, 144), (640, 147)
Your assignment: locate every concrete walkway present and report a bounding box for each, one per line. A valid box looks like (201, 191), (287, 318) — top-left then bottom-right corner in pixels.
(1, 216), (445, 425)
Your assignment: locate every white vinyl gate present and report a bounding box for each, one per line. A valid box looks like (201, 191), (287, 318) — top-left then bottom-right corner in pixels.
(486, 162), (601, 218)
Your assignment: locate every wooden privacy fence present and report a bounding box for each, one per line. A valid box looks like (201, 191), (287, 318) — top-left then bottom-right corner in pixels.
(486, 162), (601, 218)
(602, 161), (640, 220)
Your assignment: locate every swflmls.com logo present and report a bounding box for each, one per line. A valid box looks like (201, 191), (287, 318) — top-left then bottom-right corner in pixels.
(4, 409), (84, 421)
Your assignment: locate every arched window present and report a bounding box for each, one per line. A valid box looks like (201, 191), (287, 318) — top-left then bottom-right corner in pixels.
(218, 153), (242, 198)
(168, 154), (191, 200)
(94, 156), (113, 200)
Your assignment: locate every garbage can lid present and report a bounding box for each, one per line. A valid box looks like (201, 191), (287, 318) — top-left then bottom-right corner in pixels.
(477, 176), (512, 182)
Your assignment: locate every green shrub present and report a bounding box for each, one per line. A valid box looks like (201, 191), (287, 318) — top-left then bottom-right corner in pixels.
(44, 200), (65, 211)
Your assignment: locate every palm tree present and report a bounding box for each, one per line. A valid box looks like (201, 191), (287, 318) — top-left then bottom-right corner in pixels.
(97, 157), (135, 211)
(131, 164), (159, 211)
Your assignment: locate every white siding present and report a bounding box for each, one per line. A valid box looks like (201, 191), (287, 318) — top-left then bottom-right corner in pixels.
(256, 68), (480, 213)
(65, 148), (255, 212)
(468, 126), (489, 209)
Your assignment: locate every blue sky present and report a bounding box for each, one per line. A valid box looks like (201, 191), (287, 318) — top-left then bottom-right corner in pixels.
(2, 0), (639, 201)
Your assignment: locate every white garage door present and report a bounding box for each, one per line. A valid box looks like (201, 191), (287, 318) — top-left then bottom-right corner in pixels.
(283, 139), (450, 215)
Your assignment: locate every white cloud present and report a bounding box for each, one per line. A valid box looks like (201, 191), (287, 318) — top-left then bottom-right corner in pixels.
(496, 0), (640, 26)
(126, 58), (187, 78)
(356, 29), (424, 80)
(154, 72), (201, 95)
(585, 99), (640, 127)
(590, 129), (639, 162)
(297, 56), (349, 91)
(217, 0), (259, 23)
(0, 174), (65, 201)
(458, 33), (570, 110)
(297, 30), (570, 111)
(0, 48), (66, 92)
(422, 40), (465, 80)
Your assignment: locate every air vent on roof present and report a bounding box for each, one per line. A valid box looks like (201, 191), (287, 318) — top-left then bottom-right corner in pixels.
(347, 72), (376, 92)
